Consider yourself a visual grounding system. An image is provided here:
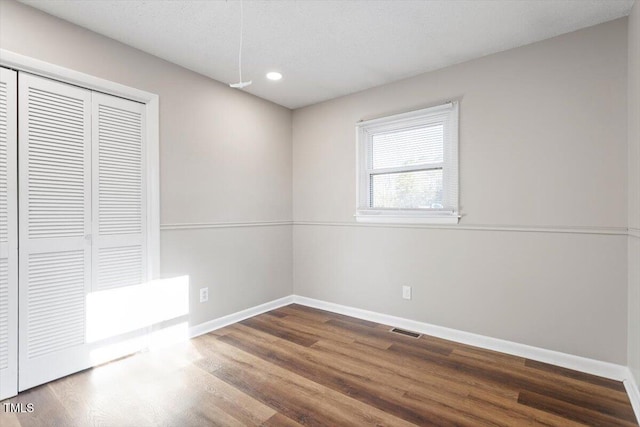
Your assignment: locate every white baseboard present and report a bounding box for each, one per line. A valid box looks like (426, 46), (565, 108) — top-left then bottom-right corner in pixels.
(624, 370), (640, 423)
(292, 295), (640, 423)
(291, 295), (628, 380)
(186, 294), (640, 424)
(188, 295), (294, 338)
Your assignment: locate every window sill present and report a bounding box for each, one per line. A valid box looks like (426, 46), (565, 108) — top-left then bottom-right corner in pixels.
(354, 211), (460, 225)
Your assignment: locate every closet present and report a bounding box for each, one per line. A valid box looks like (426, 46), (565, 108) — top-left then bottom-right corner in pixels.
(0, 67), (148, 398)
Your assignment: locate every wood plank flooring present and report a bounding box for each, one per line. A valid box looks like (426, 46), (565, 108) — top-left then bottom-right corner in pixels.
(1, 304), (637, 426)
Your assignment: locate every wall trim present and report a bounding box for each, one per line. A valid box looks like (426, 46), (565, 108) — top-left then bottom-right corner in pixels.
(0, 49), (156, 103)
(163, 220), (636, 237)
(188, 295), (294, 338)
(294, 220), (628, 236)
(161, 221), (293, 231)
(292, 295), (628, 381)
(624, 371), (640, 424)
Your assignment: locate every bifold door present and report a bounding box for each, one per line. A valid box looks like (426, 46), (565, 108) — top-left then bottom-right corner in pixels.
(18, 73), (147, 392)
(0, 67), (18, 401)
(92, 92), (146, 294)
(18, 73), (93, 390)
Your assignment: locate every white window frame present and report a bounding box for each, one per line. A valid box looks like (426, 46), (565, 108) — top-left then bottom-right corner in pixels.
(355, 101), (459, 224)
(0, 49), (160, 277)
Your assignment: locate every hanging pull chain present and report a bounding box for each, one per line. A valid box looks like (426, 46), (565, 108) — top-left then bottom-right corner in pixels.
(230, 0), (252, 89)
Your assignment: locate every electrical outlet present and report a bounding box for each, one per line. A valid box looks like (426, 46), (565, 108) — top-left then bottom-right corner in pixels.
(402, 285), (412, 300)
(199, 287), (209, 303)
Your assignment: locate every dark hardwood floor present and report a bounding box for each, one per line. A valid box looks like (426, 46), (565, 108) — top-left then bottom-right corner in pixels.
(1, 304), (637, 426)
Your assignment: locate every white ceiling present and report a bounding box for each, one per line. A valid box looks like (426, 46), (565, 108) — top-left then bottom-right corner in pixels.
(20, 0), (634, 109)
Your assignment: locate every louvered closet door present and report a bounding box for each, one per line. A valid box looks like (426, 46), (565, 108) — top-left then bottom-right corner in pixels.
(18, 73), (92, 391)
(92, 93), (146, 295)
(0, 67), (18, 400)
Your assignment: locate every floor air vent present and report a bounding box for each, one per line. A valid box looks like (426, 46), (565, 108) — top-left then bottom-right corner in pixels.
(390, 327), (421, 338)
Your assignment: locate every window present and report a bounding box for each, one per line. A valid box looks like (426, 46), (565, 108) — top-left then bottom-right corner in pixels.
(355, 101), (459, 224)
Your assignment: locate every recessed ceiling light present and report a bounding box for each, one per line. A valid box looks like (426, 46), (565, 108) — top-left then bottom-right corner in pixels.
(266, 72), (283, 81)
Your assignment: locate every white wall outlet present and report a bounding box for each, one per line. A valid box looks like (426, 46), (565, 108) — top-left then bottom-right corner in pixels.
(402, 285), (412, 300)
(199, 287), (209, 303)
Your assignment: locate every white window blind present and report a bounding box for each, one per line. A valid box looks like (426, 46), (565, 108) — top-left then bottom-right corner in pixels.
(356, 101), (459, 224)
(371, 125), (444, 169)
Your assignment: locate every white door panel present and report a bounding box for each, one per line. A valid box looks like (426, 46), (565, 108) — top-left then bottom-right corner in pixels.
(0, 67), (18, 400)
(92, 93), (147, 293)
(18, 73), (92, 391)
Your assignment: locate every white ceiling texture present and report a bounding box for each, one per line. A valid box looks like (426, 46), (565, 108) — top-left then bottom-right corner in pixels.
(20, 0), (635, 109)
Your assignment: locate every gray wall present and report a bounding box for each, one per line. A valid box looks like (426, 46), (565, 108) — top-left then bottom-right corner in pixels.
(0, 0), (293, 326)
(292, 19), (629, 364)
(629, 0), (640, 383)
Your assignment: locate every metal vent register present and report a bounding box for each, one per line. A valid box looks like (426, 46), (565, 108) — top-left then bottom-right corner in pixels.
(390, 327), (421, 338)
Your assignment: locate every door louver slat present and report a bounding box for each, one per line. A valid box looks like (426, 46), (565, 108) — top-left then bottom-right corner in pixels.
(0, 82), (8, 244)
(97, 246), (143, 290)
(98, 104), (142, 236)
(27, 87), (86, 240)
(27, 251), (85, 359)
(0, 259), (8, 369)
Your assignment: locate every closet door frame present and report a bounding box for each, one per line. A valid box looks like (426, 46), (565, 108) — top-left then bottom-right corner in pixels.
(0, 48), (160, 283)
(0, 67), (19, 401)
